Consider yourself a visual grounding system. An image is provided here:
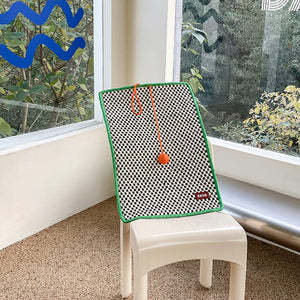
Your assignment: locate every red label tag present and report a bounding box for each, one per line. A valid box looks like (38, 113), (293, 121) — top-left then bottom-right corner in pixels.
(194, 191), (210, 200)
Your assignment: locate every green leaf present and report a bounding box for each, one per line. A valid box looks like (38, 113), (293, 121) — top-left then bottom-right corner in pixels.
(0, 117), (12, 136)
(29, 85), (46, 94)
(7, 85), (22, 92)
(79, 83), (88, 91)
(19, 44), (26, 53)
(53, 80), (62, 90)
(59, 28), (68, 39)
(4, 32), (24, 40)
(46, 74), (59, 84)
(74, 48), (85, 58)
(195, 73), (203, 79)
(198, 82), (205, 92)
(15, 91), (28, 101)
(6, 95), (16, 100)
(78, 107), (86, 116)
(56, 39), (63, 48)
(65, 85), (76, 91)
(20, 82), (29, 89)
(72, 116), (82, 123)
(25, 95), (34, 104)
(181, 73), (191, 80)
(7, 46), (17, 53)
(188, 48), (198, 55)
(191, 32), (207, 44)
(78, 77), (87, 84)
(76, 93), (84, 100)
(0, 25), (9, 30)
(46, 60), (52, 72)
(189, 77), (199, 94)
(0, 87), (5, 94)
(88, 57), (94, 74)
(6, 40), (25, 47)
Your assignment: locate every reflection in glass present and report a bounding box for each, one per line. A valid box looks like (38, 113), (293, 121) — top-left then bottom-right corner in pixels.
(181, 0), (299, 156)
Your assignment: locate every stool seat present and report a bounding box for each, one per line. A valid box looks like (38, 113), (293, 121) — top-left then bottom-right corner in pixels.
(124, 212), (247, 299)
(131, 212), (245, 251)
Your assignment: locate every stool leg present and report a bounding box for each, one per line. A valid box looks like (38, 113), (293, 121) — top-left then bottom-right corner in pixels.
(121, 221), (132, 298)
(200, 259), (213, 288)
(133, 259), (148, 300)
(229, 262), (246, 300)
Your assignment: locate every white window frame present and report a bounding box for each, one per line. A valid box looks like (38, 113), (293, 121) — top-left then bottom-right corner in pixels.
(0, 0), (111, 154)
(174, 0), (300, 199)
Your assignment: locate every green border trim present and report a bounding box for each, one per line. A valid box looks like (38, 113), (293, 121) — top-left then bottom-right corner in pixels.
(99, 82), (223, 223)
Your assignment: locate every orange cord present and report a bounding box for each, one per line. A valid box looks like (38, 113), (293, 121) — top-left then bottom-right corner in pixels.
(131, 84), (169, 165)
(131, 83), (142, 115)
(149, 85), (164, 154)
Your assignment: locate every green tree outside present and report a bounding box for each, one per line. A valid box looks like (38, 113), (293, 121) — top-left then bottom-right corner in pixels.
(0, 0), (94, 138)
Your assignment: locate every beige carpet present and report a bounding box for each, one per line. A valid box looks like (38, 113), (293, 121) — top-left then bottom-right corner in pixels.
(0, 197), (299, 299)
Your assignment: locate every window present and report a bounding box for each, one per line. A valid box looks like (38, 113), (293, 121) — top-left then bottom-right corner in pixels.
(179, 0), (299, 158)
(0, 0), (98, 140)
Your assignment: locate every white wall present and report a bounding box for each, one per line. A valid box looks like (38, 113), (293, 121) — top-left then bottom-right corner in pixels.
(0, 126), (115, 250)
(111, 0), (176, 86)
(127, 0), (175, 84)
(111, 0), (128, 87)
(0, 0), (174, 250)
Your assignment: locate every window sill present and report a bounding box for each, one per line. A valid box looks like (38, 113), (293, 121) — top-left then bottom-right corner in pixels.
(0, 120), (104, 155)
(209, 137), (300, 199)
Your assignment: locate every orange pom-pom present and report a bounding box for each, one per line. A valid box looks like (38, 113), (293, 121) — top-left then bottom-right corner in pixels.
(158, 152), (169, 165)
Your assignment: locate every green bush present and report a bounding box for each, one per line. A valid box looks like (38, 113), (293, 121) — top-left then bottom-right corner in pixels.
(214, 86), (300, 156)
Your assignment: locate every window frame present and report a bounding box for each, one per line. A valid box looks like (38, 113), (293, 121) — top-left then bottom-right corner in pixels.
(0, 0), (110, 153)
(174, 0), (300, 199)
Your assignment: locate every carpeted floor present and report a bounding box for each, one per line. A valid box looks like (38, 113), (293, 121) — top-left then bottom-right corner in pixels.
(0, 197), (299, 299)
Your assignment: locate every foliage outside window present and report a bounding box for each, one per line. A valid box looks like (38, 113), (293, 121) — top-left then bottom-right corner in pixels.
(0, 0), (94, 139)
(181, 0), (299, 156)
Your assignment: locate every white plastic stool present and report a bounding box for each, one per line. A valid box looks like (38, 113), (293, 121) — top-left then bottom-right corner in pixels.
(120, 212), (247, 300)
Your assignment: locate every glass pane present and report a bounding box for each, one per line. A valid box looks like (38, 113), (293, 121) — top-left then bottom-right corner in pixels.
(0, 0), (94, 138)
(180, 0), (299, 157)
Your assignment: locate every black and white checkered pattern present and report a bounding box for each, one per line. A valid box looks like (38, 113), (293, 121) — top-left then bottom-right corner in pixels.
(100, 83), (222, 222)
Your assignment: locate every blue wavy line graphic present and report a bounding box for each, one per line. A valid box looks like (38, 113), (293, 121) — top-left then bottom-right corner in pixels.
(0, 34), (86, 68)
(0, 0), (84, 28)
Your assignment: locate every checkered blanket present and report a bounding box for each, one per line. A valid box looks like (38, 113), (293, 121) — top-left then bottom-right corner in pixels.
(99, 83), (223, 222)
